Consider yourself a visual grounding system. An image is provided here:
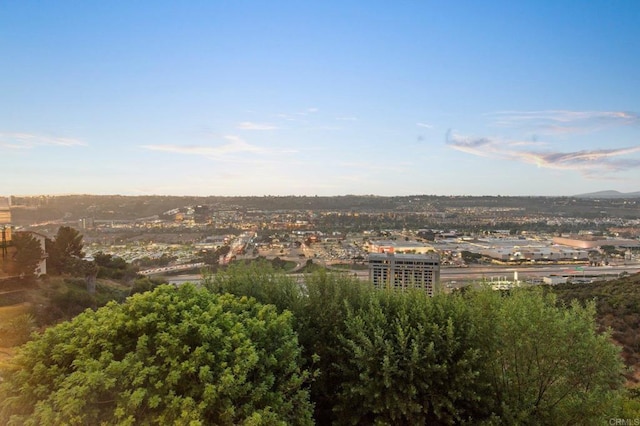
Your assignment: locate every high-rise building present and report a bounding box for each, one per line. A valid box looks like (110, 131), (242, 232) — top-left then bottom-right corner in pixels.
(368, 252), (440, 296)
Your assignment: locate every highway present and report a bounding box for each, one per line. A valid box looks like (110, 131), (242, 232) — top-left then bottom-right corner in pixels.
(439, 264), (640, 280)
(164, 263), (640, 286)
(350, 264), (640, 282)
(139, 262), (205, 276)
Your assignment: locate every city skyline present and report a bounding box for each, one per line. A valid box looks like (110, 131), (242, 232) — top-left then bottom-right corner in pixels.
(2, 1), (639, 197)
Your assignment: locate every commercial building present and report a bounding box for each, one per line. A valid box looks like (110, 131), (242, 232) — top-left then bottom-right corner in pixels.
(368, 252), (440, 296)
(553, 235), (640, 250)
(479, 246), (590, 261)
(367, 240), (434, 254)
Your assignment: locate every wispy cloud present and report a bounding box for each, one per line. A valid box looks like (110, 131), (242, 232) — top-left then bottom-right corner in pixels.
(416, 122), (433, 129)
(276, 113), (296, 121)
(237, 122), (278, 130)
(487, 110), (639, 135)
(336, 116), (358, 121)
(141, 135), (263, 158)
(277, 107), (319, 120)
(0, 132), (86, 149)
(516, 147), (640, 175)
(446, 130), (640, 176)
(445, 132), (497, 157)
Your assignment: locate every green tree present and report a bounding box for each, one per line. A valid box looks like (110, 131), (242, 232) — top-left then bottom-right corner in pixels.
(44, 237), (58, 273)
(94, 251), (126, 270)
(129, 276), (165, 296)
(334, 290), (490, 425)
(460, 250), (482, 264)
(10, 233), (43, 278)
(600, 245), (618, 256)
(56, 226), (84, 258)
(204, 264), (372, 424)
(195, 263), (626, 424)
(93, 252), (136, 280)
(197, 247), (226, 266)
(134, 253), (176, 268)
(290, 270), (372, 423)
(468, 287), (625, 425)
(616, 387), (640, 420)
(203, 259), (303, 313)
(0, 314), (36, 347)
(0, 284), (313, 425)
(46, 226), (84, 275)
(77, 258), (99, 293)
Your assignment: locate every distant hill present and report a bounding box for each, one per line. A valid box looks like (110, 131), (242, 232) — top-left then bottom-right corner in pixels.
(574, 190), (640, 199)
(8, 193), (640, 226)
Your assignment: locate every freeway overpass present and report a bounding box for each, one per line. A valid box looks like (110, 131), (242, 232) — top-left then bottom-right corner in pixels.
(139, 262), (205, 276)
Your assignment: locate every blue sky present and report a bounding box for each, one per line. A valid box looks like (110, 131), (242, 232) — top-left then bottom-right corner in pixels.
(2, 1), (639, 196)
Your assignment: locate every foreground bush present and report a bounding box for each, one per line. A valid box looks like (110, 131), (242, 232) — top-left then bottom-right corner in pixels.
(335, 291), (489, 424)
(1, 262), (627, 425)
(207, 265), (373, 423)
(469, 288), (625, 425)
(206, 264), (627, 424)
(0, 284), (313, 425)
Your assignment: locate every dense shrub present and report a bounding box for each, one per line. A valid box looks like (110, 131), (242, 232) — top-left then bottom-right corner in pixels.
(335, 291), (489, 424)
(0, 314), (35, 347)
(1, 263), (628, 425)
(206, 265), (627, 424)
(0, 284), (313, 425)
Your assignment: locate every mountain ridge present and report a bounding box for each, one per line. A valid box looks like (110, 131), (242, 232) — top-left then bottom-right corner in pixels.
(573, 190), (640, 199)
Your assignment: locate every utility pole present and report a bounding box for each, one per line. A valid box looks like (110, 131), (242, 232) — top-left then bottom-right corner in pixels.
(1, 225), (9, 258)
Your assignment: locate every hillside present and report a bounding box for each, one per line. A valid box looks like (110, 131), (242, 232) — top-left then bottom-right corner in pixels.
(550, 272), (640, 382)
(0, 276), (137, 364)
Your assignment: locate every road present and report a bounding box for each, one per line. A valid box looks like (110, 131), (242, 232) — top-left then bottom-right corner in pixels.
(350, 264), (640, 281)
(165, 263), (640, 286)
(139, 262), (205, 276)
(439, 264), (640, 280)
